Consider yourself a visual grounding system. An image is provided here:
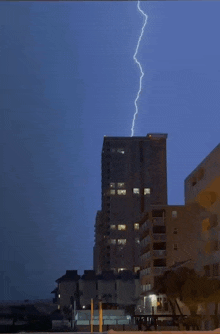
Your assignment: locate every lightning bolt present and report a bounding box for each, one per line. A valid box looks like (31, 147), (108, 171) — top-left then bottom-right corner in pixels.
(131, 0), (148, 137)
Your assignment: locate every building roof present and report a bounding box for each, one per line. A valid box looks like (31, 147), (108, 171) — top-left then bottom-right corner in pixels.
(97, 270), (116, 280)
(81, 270), (96, 280)
(51, 287), (58, 294)
(103, 134), (168, 141)
(56, 270), (80, 283)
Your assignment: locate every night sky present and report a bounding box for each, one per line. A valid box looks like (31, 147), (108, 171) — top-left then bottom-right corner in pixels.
(1, 1), (220, 301)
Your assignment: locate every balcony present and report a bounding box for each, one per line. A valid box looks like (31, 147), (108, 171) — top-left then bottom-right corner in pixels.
(153, 234), (166, 241)
(152, 217), (165, 225)
(153, 267), (167, 275)
(141, 220), (151, 231)
(140, 267), (151, 276)
(141, 229), (150, 240)
(141, 245), (150, 255)
(141, 251), (151, 260)
(153, 250), (166, 257)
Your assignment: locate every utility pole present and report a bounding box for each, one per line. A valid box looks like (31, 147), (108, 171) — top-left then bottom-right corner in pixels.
(74, 299), (76, 330)
(70, 296), (76, 330)
(99, 300), (102, 332)
(91, 298), (94, 333)
(70, 296), (74, 329)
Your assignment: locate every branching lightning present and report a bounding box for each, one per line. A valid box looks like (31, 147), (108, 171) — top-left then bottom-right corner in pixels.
(131, 1), (148, 137)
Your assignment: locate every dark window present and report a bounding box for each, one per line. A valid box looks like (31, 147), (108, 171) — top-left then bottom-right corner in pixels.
(204, 265), (210, 277)
(211, 215), (218, 228)
(153, 226), (166, 234)
(173, 228), (178, 234)
(153, 242), (166, 250)
(139, 141), (144, 163)
(213, 240), (218, 251)
(96, 282), (98, 290)
(191, 177), (197, 186)
(154, 259), (166, 267)
(152, 209), (165, 218)
(213, 263), (219, 277)
(164, 301), (168, 311)
(115, 283), (117, 290)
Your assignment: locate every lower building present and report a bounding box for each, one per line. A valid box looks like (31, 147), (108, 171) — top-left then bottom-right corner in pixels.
(51, 270), (141, 314)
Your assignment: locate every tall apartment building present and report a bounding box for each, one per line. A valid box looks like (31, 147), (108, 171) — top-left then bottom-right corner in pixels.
(94, 134), (168, 274)
(184, 143), (220, 278)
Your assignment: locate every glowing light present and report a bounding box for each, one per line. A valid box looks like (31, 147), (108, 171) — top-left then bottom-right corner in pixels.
(131, 1), (148, 137)
(149, 294), (156, 301)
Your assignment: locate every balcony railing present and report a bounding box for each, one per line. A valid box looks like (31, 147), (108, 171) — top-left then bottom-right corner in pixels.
(153, 267), (167, 275)
(140, 220), (151, 231)
(153, 250), (166, 257)
(152, 217), (165, 225)
(152, 234), (166, 241)
(140, 267), (151, 276)
(141, 245), (150, 255)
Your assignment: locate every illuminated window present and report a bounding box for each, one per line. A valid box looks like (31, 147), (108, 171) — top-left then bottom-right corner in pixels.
(110, 189), (115, 195)
(117, 149), (125, 154)
(111, 239), (116, 244)
(172, 211), (177, 218)
(117, 182), (125, 188)
(110, 183), (115, 188)
(173, 228), (178, 234)
(173, 243), (178, 250)
(133, 188), (140, 194)
(144, 188), (151, 195)
(110, 225), (116, 230)
(135, 238), (140, 244)
(117, 190), (126, 195)
(134, 223), (139, 230)
(118, 268), (126, 272)
(58, 305), (60, 310)
(118, 239), (126, 245)
(58, 294), (61, 298)
(118, 224), (126, 230)
(134, 266), (140, 273)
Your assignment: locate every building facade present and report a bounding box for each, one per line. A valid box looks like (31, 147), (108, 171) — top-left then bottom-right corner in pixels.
(139, 203), (214, 314)
(184, 143), (220, 278)
(52, 270), (141, 313)
(94, 134), (168, 274)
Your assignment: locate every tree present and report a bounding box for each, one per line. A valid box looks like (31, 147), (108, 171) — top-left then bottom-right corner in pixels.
(154, 267), (220, 329)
